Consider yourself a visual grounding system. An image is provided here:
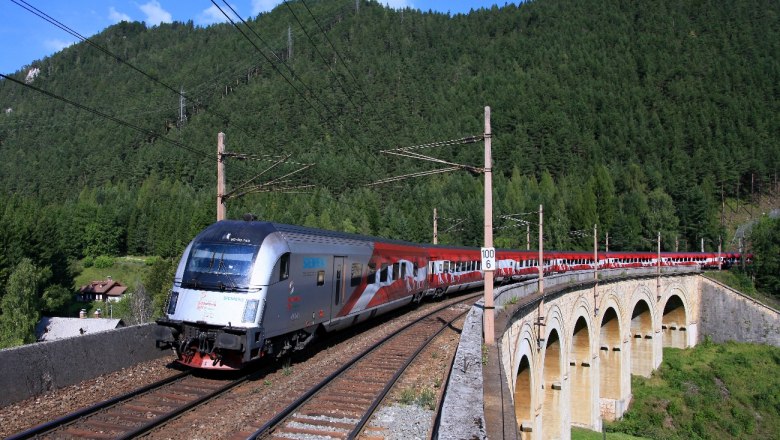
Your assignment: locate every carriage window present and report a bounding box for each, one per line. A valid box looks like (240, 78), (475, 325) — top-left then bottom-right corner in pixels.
(279, 253), (290, 281)
(351, 263), (363, 287)
(401, 263), (407, 279)
(366, 266), (377, 284)
(317, 270), (325, 286)
(443, 261), (450, 273)
(380, 264), (389, 282)
(392, 263), (400, 280)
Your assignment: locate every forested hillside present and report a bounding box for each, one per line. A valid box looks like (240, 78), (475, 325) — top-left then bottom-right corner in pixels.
(0, 0), (778, 340)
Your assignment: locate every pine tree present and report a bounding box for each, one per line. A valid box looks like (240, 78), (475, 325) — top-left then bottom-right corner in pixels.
(0, 259), (45, 348)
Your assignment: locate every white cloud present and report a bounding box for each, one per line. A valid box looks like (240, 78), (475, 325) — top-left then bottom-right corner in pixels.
(139, 1), (172, 26)
(44, 38), (75, 52)
(197, 4), (238, 26)
(108, 7), (131, 23)
(251, 0), (281, 15)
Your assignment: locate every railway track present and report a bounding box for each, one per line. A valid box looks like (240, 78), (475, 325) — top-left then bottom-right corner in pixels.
(242, 293), (479, 440)
(7, 370), (251, 439)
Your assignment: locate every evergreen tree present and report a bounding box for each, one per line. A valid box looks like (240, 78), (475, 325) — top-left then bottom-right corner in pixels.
(0, 259), (46, 348)
(749, 217), (780, 297)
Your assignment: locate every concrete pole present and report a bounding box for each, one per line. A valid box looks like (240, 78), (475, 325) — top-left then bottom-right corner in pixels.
(701, 238), (705, 253)
(433, 207), (438, 245)
(538, 204), (544, 297)
(593, 224), (598, 281)
(594, 224), (599, 315)
(526, 222), (530, 251)
(483, 106), (495, 346)
(657, 231), (661, 299)
(718, 236), (722, 271)
(217, 132), (226, 221)
(740, 237), (745, 271)
(606, 231), (609, 253)
(536, 204), (545, 348)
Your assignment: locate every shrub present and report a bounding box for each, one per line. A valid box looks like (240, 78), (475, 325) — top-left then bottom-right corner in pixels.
(93, 255), (115, 269)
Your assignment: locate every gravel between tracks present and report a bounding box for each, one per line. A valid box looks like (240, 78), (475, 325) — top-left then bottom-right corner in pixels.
(0, 296), (473, 440)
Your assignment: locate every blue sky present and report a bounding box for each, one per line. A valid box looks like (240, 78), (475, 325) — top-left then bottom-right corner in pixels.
(0, 0), (516, 75)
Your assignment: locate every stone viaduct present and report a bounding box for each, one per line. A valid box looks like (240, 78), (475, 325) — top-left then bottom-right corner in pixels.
(439, 267), (780, 440)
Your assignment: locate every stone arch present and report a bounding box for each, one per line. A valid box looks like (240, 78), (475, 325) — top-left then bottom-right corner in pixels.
(662, 293), (688, 348)
(629, 286), (657, 377)
(598, 296), (624, 421)
(515, 354), (533, 439)
(569, 306), (594, 428)
(541, 325), (565, 440)
(512, 326), (537, 436)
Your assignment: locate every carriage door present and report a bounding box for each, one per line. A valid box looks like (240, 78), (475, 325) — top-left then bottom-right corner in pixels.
(332, 257), (346, 318)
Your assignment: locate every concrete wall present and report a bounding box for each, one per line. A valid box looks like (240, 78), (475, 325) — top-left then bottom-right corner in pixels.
(0, 323), (171, 407)
(699, 277), (780, 346)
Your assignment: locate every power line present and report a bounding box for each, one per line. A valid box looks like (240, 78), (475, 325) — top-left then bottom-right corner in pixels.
(9, 0), (273, 147)
(299, 0), (381, 124)
(369, 135), (484, 185)
(212, 0), (386, 178)
(0, 73), (211, 160)
(282, 1), (366, 126)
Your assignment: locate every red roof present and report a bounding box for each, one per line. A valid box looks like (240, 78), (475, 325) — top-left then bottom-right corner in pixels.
(79, 279), (128, 297)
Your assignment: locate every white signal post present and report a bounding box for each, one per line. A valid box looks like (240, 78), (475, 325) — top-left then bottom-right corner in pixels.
(483, 106), (495, 346)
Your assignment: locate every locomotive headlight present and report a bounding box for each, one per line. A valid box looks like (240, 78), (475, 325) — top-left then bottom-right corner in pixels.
(166, 290), (179, 315)
(243, 299), (259, 323)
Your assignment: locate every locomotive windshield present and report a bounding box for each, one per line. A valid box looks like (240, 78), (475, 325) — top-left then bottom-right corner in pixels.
(182, 242), (259, 291)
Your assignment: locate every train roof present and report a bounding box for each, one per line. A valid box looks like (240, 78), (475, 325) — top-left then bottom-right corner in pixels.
(196, 220), (432, 249)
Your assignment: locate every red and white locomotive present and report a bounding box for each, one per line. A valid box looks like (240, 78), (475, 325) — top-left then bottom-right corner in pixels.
(155, 219), (746, 370)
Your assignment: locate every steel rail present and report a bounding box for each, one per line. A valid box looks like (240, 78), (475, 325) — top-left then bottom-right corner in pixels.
(6, 371), (190, 440)
(349, 301), (470, 438)
(247, 292), (480, 440)
(115, 373), (253, 439)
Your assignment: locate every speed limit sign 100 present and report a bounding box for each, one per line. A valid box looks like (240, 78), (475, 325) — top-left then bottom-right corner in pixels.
(481, 247), (496, 272)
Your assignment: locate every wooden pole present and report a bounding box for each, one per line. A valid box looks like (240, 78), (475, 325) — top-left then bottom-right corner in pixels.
(483, 106), (495, 346)
(217, 132), (226, 221)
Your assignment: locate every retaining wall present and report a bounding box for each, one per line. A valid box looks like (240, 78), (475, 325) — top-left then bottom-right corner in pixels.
(699, 277), (780, 346)
(0, 323), (171, 407)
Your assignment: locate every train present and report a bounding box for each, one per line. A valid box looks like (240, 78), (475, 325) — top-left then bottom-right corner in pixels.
(154, 219), (747, 370)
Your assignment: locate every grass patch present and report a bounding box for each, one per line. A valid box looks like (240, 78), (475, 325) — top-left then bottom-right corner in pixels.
(398, 386), (437, 410)
(608, 340), (780, 439)
(73, 256), (155, 291)
(572, 427), (648, 440)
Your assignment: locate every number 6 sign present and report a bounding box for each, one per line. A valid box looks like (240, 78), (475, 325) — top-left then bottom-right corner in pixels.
(481, 247), (496, 272)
